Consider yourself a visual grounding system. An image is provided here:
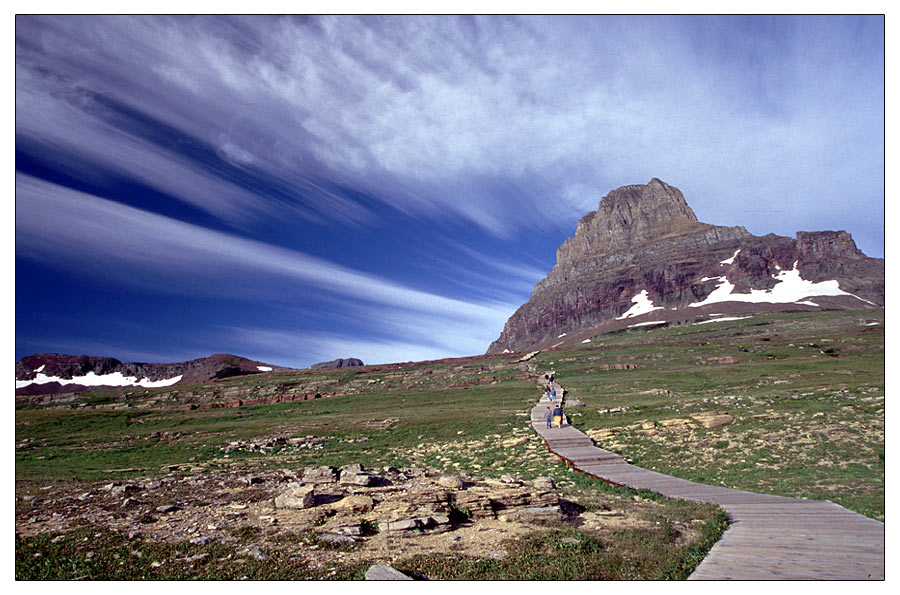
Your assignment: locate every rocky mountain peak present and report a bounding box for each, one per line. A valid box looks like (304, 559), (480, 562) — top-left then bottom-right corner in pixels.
(487, 179), (883, 355)
(557, 178), (701, 264)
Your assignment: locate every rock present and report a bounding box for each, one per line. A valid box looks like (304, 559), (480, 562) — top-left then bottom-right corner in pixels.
(705, 356), (739, 364)
(110, 484), (140, 497)
(274, 484), (316, 509)
(319, 533), (356, 544)
(691, 412), (735, 428)
(322, 523), (364, 537)
(437, 475), (466, 489)
(156, 504), (179, 513)
(499, 474), (523, 485)
(364, 564), (413, 581)
(189, 536), (213, 545)
(531, 477), (555, 490)
(587, 428), (617, 441)
(566, 400), (586, 408)
(302, 466), (338, 484)
(331, 495), (374, 514)
(658, 418), (693, 430)
(238, 545), (269, 560)
(501, 436), (529, 448)
(340, 471), (378, 487)
(499, 505), (563, 523)
(378, 518), (420, 532)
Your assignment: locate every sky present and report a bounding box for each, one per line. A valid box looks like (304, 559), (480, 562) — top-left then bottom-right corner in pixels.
(14, 14), (885, 369)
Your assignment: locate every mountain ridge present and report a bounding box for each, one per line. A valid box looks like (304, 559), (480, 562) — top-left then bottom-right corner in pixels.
(15, 352), (291, 395)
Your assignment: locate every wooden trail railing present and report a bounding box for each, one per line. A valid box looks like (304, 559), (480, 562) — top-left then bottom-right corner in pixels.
(530, 376), (884, 580)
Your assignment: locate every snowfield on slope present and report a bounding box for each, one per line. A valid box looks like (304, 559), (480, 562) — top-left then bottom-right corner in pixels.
(617, 290), (664, 319)
(690, 262), (873, 308)
(16, 371), (183, 390)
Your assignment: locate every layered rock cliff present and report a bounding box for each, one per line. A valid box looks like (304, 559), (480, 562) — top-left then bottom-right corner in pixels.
(487, 179), (884, 354)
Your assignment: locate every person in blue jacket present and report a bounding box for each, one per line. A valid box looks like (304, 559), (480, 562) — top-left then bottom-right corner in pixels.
(552, 404), (564, 427)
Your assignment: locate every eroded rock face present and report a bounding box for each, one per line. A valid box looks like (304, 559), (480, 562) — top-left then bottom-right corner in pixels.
(487, 179), (884, 354)
(310, 358), (365, 369)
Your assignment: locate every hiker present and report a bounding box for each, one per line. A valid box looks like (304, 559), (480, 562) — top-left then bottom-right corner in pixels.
(544, 374), (549, 385)
(550, 386), (557, 402)
(545, 407), (552, 428)
(552, 404), (564, 428)
(545, 385), (553, 401)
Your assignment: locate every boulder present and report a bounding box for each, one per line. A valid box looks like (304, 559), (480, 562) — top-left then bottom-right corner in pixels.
(331, 495), (375, 514)
(302, 466), (338, 484)
(274, 484), (316, 509)
(437, 475), (466, 489)
(340, 471), (379, 487)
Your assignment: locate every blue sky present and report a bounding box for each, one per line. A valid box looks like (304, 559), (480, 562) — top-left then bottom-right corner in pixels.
(15, 15), (885, 368)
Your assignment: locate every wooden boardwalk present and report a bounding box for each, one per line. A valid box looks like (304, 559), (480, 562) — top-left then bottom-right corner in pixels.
(530, 381), (884, 580)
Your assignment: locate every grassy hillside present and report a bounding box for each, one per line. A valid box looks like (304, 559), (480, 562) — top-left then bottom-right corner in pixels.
(15, 309), (883, 579)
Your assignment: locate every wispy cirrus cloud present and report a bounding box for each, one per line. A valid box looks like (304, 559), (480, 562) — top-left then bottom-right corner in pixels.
(16, 15), (883, 249)
(16, 174), (518, 364)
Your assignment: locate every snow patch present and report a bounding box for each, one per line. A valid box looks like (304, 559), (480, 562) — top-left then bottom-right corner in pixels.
(502, 349), (511, 354)
(16, 371), (182, 390)
(720, 249), (740, 265)
(557, 333), (567, 338)
(689, 262), (873, 308)
(617, 290), (664, 320)
(257, 366), (272, 372)
(582, 339), (591, 343)
(628, 320), (667, 328)
(33, 365), (45, 373)
(695, 316), (752, 325)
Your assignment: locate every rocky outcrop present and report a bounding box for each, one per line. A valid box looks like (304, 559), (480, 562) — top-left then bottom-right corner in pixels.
(487, 179), (884, 354)
(310, 358), (365, 369)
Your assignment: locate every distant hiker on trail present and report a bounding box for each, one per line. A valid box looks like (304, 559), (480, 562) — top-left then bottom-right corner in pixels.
(550, 387), (557, 402)
(544, 374), (549, 385)
(552, 404), (564, 428)
(545, 407), (552, 428)
(545, 385), (552, 401)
